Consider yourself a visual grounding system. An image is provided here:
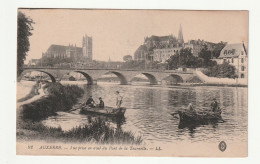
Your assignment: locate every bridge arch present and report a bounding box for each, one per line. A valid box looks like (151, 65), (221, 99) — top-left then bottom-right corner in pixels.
(19, 70), (56, 82)
(163, 74), (184, 84)
(60, 71), (94, 85)
(37, 70), (56, 82)
(74, 71), (94, 84)
(141, 73), (158, 85)
(107, 71), (128, 85)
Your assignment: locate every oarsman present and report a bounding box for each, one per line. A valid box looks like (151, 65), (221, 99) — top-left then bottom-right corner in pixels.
(98, 97), (104, 108)
(210, 98), (219, 112)
(86, 96), (96, 108)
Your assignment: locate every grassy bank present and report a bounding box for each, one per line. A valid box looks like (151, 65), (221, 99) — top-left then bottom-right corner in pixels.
(21, 82), (84, 120)
(17, 118), (142, 145)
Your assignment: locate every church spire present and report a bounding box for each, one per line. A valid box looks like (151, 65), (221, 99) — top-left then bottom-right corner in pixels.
(178, 24), (184, 44)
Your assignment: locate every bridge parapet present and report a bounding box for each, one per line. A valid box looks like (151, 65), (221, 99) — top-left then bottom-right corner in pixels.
(20, 67), (196, 85)
(24, 67), (194, 74)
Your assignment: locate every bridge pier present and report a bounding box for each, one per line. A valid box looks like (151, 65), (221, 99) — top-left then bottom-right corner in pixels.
(92, 80), (97, 85)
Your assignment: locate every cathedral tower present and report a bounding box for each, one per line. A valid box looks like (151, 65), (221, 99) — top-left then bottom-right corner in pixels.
(82, 34), (93, 61)
(177, 24), (184, 45)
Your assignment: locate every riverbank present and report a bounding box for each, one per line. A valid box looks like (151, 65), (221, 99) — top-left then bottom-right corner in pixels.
(17, 118), (142, 144)
(195, 70), (248, 87)
(17, 81), (36, 100)
(17, 82), (142, 145)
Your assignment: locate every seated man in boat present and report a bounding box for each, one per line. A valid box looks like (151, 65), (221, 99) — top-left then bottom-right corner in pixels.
(98, 97), (104, 108)
(210, 98), (219, 112)
(115, 91), (123, 108)
(186, 103), (196, 114)
(85, 96), (96, 108)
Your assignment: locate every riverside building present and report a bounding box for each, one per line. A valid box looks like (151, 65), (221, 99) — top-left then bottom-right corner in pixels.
(215, 43), (248, 79)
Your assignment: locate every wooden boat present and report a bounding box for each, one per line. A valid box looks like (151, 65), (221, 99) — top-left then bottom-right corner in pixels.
(172, 109), (222, 124)
(80, 106), (126, 117)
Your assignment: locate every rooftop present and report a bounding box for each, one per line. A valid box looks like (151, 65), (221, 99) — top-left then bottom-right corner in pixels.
(218, 43), (246, 58)
(47, 44), (82, 53)
(145, 35), (175, 42)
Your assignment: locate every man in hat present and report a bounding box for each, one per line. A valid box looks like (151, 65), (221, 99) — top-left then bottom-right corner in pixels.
(115, 91), (123, 108)
(98, 97), (104, 108)
(210, 98), (219, 112)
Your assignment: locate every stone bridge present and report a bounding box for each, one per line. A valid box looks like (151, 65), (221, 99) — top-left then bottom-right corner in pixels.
(19, 67), (197, 85)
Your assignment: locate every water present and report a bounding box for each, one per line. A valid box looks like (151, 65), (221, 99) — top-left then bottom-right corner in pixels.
(42, 82), (248, 144)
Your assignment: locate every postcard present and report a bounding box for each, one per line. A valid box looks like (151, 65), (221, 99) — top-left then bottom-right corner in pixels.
(16, 9), (248, 157)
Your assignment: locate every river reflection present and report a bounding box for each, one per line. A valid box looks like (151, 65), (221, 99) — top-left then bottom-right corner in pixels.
(42, 82), (247, 144)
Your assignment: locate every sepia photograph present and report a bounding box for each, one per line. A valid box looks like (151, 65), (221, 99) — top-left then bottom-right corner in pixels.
(16, 9), (248, 157)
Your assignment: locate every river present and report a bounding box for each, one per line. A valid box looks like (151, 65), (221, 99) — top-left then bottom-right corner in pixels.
(42, 82), (248, 144)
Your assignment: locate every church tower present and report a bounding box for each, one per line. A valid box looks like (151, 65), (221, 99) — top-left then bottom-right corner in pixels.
(177, 24), (184, 45)
(82, 34), (93, 61)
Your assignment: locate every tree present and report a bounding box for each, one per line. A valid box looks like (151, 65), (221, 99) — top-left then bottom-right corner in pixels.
(17, 12), (34, 77)
(204, 62), (237, 78)
(212, 42), (226, 58)
(123, 55), (133, 62)
(199, 45), (217, 67)
(167, 48), (203, 69)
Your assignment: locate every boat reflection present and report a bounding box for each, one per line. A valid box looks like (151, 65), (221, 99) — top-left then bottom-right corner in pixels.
(85, 113), (126, 128)
(178, 119), (221, 138)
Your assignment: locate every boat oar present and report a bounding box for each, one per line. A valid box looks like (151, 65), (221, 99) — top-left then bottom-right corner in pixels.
(218, 118), (226, 123)
(69, 103), (84, 112)
(170, 112), (179, 117)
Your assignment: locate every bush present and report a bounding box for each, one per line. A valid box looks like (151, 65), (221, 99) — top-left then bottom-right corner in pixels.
(203, 62), (238, 78)
(21, 83), (84, 120)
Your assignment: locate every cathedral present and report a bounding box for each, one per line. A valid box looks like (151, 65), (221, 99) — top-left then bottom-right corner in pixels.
(42, 34), (92, 63)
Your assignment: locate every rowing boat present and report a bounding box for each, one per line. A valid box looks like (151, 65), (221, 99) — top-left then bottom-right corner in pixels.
(171, 109), (222, 124)
(80, 106), (126, 117)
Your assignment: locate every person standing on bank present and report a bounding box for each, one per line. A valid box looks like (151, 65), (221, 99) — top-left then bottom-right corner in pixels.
(115, 91), (123, 108)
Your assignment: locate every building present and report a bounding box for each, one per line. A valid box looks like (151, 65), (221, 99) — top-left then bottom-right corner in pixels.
(215, 43), (248, 79)
(184, 40), (203, 57)
(42, 44), (83, 61)
(134, 45), (148, 61)
(152, 47), (182, 63)
(184, 39), (227, 57)
(134, 24), (184, 62)
(28, 59), (41, 66)
(42, 34), (92, 63)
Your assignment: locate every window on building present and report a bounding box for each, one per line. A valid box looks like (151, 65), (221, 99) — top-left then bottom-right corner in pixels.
(241, 66), (245, 71)
(241, 51), (244, 55)
(241, 58), (244, 63)
(231, 58), (234, 63)
(223, 59), (227, 63)
(241, 74), (244, 78)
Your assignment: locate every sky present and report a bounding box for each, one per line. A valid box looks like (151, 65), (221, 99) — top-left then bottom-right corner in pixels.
(19, 9), (248, 63)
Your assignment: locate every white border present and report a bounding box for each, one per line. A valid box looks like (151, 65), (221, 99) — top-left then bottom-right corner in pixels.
(1, 0), (260, 163)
